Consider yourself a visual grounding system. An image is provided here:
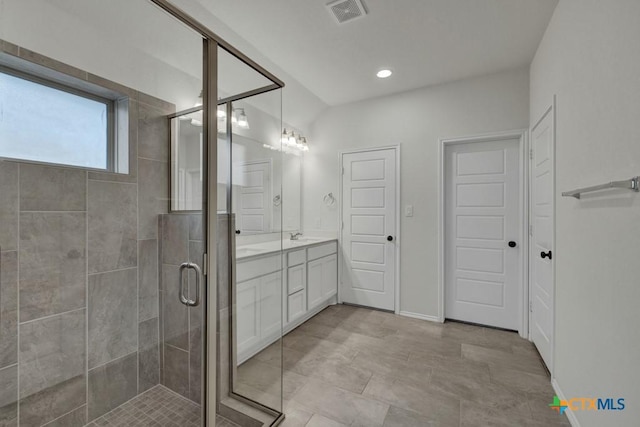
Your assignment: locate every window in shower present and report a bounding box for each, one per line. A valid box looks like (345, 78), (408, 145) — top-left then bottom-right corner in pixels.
(0, 67), (118, 171)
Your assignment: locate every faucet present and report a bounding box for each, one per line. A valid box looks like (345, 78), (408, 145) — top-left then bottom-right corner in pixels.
(290, 232), (303, 241)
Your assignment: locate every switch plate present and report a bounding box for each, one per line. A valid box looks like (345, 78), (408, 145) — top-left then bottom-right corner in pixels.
(405, 205), (414, 217)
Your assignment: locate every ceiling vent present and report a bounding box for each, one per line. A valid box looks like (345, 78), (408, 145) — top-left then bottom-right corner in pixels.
(326, 0), (367, 25)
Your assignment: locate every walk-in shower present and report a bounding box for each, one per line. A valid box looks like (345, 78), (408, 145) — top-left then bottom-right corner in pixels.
(0, 0), (285, 426)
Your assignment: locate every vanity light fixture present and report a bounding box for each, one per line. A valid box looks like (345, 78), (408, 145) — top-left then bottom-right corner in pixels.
(376, 69), (392, 78)
(236, 108), (249, 128)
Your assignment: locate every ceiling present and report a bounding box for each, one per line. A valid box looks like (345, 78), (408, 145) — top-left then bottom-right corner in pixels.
(194, 0), (558, 107)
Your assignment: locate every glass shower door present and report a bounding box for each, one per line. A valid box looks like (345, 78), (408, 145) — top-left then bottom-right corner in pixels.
(0, 1), (209, 426)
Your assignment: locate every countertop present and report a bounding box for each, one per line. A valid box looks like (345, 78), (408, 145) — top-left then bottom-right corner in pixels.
(236, 237), (337, 260)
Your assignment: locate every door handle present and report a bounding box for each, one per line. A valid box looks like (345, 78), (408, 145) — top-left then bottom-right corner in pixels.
(387, 236), (394, 242)
(508, 241), (517, 248)
(179, 262), (202, 307)
(540, 251), (552, 260)
(235, 230), (241, 235)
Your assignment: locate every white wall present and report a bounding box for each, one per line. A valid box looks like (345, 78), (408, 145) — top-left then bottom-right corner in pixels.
(530, 1), (640, 425)
(306, 68), (529, 317)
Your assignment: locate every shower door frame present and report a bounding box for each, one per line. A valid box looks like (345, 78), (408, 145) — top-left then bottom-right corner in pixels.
(148, 1), (285, 425)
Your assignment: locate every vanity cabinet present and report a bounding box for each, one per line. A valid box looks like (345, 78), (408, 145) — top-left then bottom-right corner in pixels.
(307, 254), (338, 310)
(236, 240), (338, 363)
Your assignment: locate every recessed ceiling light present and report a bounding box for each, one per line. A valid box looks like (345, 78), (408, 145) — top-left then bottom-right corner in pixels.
(376, 69), (393, 79)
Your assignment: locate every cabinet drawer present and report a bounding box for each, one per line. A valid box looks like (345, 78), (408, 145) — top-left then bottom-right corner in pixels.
(287, 264), (306, 295)
(307, 241), (337, 261)
(288, 290), (306, 322)
(236, 254), (281, 283)
(287, 249), (306, 267)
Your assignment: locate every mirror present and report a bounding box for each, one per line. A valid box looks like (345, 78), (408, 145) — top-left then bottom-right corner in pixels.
(170, 110), (203, 211)
(172, 103), (302, 233)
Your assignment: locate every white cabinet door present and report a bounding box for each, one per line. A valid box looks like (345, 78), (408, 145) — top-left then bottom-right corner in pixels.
(307, 258), (324, 309)
(288, 290), (306, 322)
(236, 277), (260, 355)
(322, 254), (338, 299)
(260, 271), (282, 341)
(287, 264), (306, 295)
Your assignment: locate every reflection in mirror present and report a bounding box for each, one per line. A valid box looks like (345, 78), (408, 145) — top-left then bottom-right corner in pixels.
(171, 109), (203, 211)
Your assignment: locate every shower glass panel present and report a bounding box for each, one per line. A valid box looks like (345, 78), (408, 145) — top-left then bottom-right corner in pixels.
(0, 0), (208, 425)
(216, 47), (284, 420)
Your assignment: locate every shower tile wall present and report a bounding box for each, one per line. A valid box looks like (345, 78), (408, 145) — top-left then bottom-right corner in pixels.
(0, 40), (175, 427)
(159, 213), (204, 404)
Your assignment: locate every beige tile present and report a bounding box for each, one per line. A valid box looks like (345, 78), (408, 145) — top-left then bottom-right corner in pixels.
(460, 400), (569, 427)
(87, 180), (137, 273)
(382, 405), (454, 427)
(385, 333), (462, 359)
(363, 376), (459, 424)
(19, 164), (86, 212)
(462, 343), (547, 376)
(286, 334), (359, 362)
(308, 357), (373, 393)
(306, 414), (348, 427)
(428, 370), (531, 416)
(408, 351), (491, 383)
(292, 379), (389, 427)
(351, 351), (432, 388)
(88, 268), (137, 369)
(0, 162), (18, 252)
(282, 400), (313, 427)
(87, 352), (137, 421)
(19, 310), (85, 399)
(19, 212), (86, 321)
(0, 365), (17, 424)
(0, 251), (17, 368)
(527, 396), (572, 426)
(489, 366), (553, 398)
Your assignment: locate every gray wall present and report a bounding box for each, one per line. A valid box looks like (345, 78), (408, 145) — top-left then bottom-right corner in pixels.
(158, 213), (204, 404)
(0, 40), (173, 426)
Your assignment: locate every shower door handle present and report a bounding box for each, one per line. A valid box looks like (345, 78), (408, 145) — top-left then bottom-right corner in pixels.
(179, 262), (202, 307)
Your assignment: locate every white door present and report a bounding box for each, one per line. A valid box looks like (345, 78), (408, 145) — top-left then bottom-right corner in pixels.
(445, 139), (521, 330)
(236, 161), (271, 234)
(341, 148), (396, 311)
(530, 106), (555, 370)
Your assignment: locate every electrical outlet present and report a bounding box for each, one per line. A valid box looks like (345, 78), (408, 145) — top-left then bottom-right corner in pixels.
(405, 205), (414, 217)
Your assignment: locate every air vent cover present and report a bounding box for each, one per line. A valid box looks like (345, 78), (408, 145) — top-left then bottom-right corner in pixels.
(326, 0), (367, 24)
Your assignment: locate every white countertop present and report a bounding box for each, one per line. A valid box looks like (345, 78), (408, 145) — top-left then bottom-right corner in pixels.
(236, 237), (337, 260)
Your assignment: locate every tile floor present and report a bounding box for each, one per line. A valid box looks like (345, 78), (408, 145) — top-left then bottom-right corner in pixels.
(236, 304), (570, 427)
(85, 385), (238, 427)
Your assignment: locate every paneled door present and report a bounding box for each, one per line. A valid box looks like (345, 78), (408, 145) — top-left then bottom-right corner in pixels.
(444, 138), (522, 330)
(530, 105), (555, 370)
(236, 160), (271, 234)
(341, 148), (396, 311)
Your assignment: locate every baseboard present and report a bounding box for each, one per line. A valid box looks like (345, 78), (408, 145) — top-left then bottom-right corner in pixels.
(399, 310), (443, 323)
(551, 378), (581, 427)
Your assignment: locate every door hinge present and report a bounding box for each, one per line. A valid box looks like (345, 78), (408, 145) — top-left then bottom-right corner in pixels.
(203, 253), (208, 276)
(529, 225), (533, 236)
(529, 301), (533, 312)
(529, 149), (534, 160)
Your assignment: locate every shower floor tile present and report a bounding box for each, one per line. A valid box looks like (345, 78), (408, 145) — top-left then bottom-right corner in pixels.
(86, 385), (204, 426)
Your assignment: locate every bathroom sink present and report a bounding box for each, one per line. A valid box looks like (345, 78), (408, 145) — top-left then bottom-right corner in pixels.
(290, 238), (325, 244)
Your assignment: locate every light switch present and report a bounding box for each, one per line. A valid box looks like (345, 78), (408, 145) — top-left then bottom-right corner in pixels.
(405, 205), (414, 217)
